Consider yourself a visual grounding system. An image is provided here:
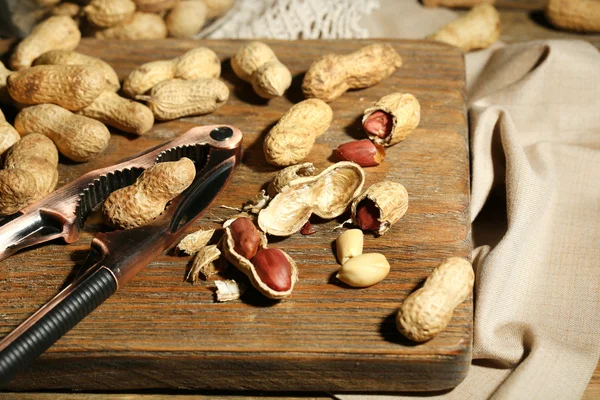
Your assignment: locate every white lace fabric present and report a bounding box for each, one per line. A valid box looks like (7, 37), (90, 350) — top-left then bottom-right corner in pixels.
(198, 0), (379, 39)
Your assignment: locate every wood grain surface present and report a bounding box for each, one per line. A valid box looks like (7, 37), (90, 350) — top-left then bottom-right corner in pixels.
(0, 39), (470, 392)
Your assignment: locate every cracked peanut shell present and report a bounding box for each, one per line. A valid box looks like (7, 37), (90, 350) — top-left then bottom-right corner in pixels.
(222, 217), (298, 299)
(363, 93), (420, 147)
(351, 180), (408, 236)
(267, 162), (317, 197)
(258, 162), (365, 236)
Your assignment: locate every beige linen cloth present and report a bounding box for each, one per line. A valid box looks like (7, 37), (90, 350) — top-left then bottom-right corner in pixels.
(212, 1), (600, 398)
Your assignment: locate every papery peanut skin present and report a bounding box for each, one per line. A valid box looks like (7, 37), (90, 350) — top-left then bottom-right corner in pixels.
(229, 217), (261, 260)
(251, 248), (292, 292)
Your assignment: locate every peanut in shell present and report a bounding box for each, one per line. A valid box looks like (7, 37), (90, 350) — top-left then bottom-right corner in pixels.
(137, 78), (229, 121)
(362, 93), (420, 147)
(33, 50), (121, 92)
(7, 65), (107, 111)
(222, 218), (298, 300)
(351, 180), (408, 236)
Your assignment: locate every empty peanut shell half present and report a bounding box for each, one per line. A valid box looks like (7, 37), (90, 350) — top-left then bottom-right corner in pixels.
(362, 93), (420, 147)
(351, 180), (408, 236)
(258, 162), (365, 236)
(267, 162), (317, 197)
(222, 217), (298, 299)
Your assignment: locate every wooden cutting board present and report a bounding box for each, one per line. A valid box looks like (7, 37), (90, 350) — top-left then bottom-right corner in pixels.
(0, 39), (471, 392)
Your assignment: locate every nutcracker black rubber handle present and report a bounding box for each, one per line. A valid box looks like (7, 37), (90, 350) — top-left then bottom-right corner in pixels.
(0, 267), (117, 383)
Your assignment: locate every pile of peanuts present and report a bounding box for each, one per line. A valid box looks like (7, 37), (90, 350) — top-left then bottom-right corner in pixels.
(27, 0), (234, 40)
(0, 2), (502, 342)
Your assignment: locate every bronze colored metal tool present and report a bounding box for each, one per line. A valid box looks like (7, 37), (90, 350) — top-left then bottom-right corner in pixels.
(0, 125), (243, 382)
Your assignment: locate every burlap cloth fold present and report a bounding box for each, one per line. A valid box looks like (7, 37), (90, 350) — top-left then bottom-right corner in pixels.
(211, 1), (600, 398)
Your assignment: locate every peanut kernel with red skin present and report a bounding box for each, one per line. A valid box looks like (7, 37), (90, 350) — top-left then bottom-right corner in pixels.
(251, 248), (292, 292)
(336, 139), (386, 167)
(356, 199), (381, 232)
(363, 110), (393, 138)
(229, 217), (261, 260)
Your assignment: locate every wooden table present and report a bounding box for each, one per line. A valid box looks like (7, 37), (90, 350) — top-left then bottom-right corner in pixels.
(0, 4), (599, 399)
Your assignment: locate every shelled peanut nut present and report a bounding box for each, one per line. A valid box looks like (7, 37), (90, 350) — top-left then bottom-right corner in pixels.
(336, 253), (390, 288)
(362, 93), (420, 147)
(336, 229), (364, 265)
(228, 217), (261, 260)
(336, 139), (386, 167)
(351, 181), (408, 236)
(251, 248), (293, 292)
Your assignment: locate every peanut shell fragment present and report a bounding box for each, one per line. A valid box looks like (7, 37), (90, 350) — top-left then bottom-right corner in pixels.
(363, 93), (421, 147)
(187, 245), (222, 283)
(267, 162), (317, 197)
(177, 228), (216, 255)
